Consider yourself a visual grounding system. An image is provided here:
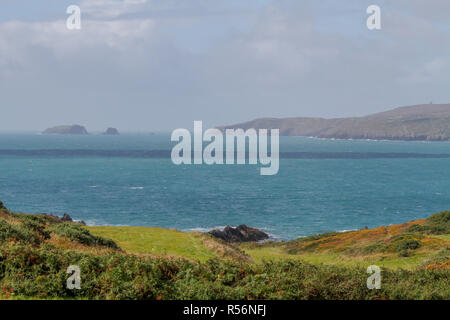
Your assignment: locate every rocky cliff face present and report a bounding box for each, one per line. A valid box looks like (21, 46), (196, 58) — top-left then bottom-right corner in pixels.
(219, 104), (450, 141)
(43, 125), (88, 135)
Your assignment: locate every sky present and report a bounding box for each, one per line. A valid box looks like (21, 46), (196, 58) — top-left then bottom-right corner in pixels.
(1, 0), (450, 132)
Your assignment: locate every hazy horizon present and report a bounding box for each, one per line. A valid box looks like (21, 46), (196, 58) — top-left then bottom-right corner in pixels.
(1, 102), (449, 134)
(2, 0), (450, 132)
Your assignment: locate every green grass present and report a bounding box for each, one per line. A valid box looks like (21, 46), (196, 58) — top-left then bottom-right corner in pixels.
(88, 226), (217, 262)
(241, 247), (430, 270)
(433, 234), (450, 241)
(241, 241), (449, 270)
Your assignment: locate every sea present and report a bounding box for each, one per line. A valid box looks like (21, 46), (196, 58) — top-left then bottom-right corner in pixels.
(0, 133), (449, 240)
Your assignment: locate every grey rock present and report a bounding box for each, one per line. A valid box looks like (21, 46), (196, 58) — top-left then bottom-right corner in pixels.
(61, 213), (73, 222)
(209, 225), (269, 243)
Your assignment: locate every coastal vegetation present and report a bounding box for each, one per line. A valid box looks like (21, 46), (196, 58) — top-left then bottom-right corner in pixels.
(0, 201), (448, 300)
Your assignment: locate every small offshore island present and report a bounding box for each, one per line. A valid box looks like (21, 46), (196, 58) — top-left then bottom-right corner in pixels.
(103, 127), (120, 135)
(42, 125), (120, 135)
(0, 200), (448, 300)
(43, 125), (88, 135)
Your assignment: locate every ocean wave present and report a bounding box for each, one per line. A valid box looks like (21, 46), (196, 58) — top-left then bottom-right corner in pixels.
(336, 229), (357, 233)
(185, 226), (227, 233)
(83, 220), (131, 227)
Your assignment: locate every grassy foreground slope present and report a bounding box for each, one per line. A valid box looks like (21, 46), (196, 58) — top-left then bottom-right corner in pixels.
(0, 202), (449, 299)
(87, 226), (248, 262)
(88, 213), (450, 270)
(241, 212), (450, 270)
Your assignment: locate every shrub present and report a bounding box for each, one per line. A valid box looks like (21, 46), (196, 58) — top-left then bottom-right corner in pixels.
(0, 219), (38, 244)
(15, 215), (51, 240)
(362, 241), (387, 254)
(427, 211), (450, 227)
(396, 239), (422, 251)
(409, 211), (450, 235)
(51, 223), (119, 249)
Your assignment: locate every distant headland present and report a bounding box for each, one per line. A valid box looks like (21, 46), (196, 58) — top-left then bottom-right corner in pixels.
(218, 104), (450, 141)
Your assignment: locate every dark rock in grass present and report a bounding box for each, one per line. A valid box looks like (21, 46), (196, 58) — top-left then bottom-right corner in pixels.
(44, 212), (85, 225)
(61, 213), (73, 222)
(0, 201), (6, 210)
(209, 225), (269, 243)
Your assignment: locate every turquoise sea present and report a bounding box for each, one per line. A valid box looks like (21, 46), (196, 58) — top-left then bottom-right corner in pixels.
(0, 133), (449, 240)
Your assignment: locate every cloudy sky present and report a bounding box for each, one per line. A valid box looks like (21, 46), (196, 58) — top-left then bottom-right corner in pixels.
(1, 0), (450, 132)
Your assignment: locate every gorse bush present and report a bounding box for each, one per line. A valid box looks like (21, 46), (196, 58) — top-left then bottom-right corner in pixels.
(408, 211), (450, 235)
(51, 223), (119, 249)
(427, 211), (450, 227)
(0, 209), (118, 250)
(0, 219), (42, 245)
(396, 239), (421, 251)
(15, 215), (51, 241)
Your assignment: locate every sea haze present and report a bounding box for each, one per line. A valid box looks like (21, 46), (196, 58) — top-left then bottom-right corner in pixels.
(0, 133), (449, 240)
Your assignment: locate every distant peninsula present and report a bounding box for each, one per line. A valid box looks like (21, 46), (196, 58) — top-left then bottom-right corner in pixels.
(43, 125), (88, 135)
(218, 104), (450, 141)
(103, 127), (120, 135)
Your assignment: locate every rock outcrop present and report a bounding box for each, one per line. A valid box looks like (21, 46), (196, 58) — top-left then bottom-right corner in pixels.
(58, 213), (86, 225)
(103, 128), (120, 135)
(43, 125), (88, 135)
(61, 213), (73, 222)
(209, 225), (269, 243)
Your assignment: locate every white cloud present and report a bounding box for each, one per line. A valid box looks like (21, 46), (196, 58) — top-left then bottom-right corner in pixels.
(81, 0), (148, 19)
(0, 18), (157, 67)
(398, 59), (448, 85)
